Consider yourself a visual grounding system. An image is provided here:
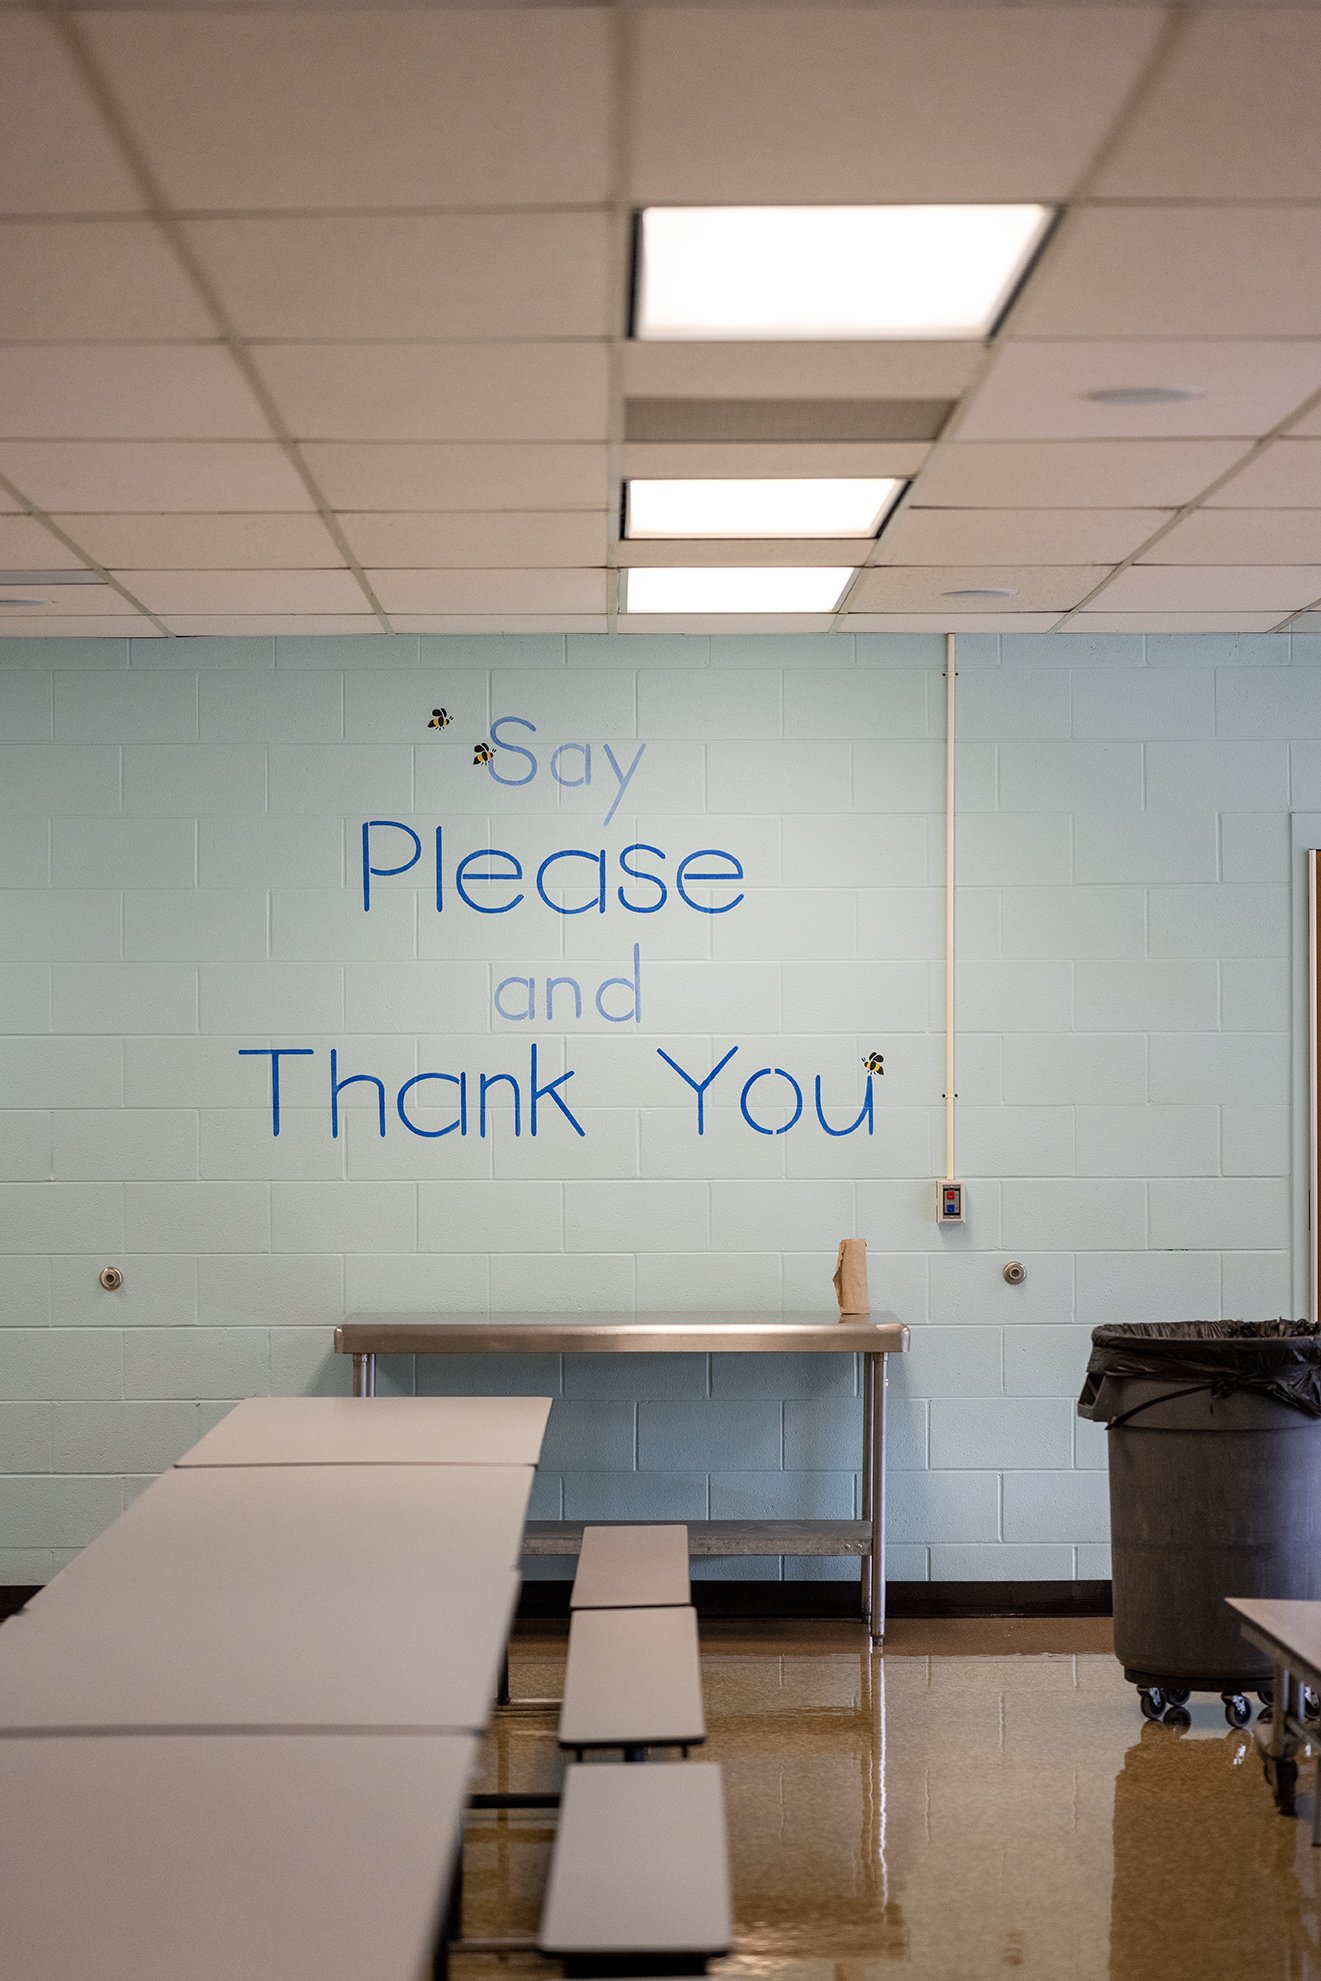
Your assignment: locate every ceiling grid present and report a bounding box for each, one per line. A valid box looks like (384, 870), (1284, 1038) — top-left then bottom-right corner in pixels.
(1, 2), (1319, 639)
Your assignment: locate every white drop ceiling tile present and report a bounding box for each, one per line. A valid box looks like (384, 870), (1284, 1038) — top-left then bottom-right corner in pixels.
(304, 445), (607, 513)
(622, 341), (982, 401)
(339, 512), (607, 570)
(0, 514), (84, 569)
(0, 222), (211, 340)
(914, 440), (1247, 509)
(121, 570), (369, 616)
(254, 345), (609, 443)
(631, 7), (1163, 200)
(1095, 11), (1321, 199)
(0, 580), (137, 614)
(1096, 565), (1321, 613)
(1011, 207), (1321, 339)
(85, 10), (611, 208)
(186, 214), (610, 342)
(0, 442), (315, 514)
(1290, 407), (1321, 439)
(0, 347), (267, 442)
(852, 565), (1097, 612)
(0, 13), (142, 213)
(959, 340), (1321, 442)
(844, 613), (1061, 634)
(367, 569), (606, 615)
(1070, 612), (1287, 634)
(163, 616), (381, 638)
(58, 513), (343, 572)
(621, 443), (930, 480)
(1206, 441), (1321, 508)
(392, 616), (608, 635)
(880, 507), (1169, 565)
(0, 615), (161, 638)
(1141, 510), (1321, 565)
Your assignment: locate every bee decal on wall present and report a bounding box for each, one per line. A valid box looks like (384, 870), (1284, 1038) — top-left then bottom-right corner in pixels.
(427, 707), (452, 730)
(862, 1052), (885, 1077)
(473, 741), (495, 766)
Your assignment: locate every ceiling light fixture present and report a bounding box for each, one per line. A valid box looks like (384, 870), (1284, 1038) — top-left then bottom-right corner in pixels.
(1083, 386), (1203, 406)
(942, 586), (1019, 600)
(634, 205), (1054, 341)
(625, 478), (904, 540)
(0, 598), (45, 610)
(0, 569), (104, 584)
(624, 566), (854, 614)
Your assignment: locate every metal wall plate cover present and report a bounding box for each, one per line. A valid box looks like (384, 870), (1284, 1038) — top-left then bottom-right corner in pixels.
(98, 1265), (123, 1291)
(1002, 1261), (1026, 1285)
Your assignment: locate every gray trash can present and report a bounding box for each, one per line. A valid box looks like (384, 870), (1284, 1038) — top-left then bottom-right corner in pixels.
(1078, 1320), (1321, 1727)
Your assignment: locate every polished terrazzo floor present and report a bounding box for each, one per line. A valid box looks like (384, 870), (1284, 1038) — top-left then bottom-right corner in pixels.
(463, 1617), (1321, 1981)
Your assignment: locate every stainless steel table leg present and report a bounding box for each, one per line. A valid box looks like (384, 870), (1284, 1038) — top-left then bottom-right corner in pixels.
(351, 1351), (376, 1398)
(866, 1352), (887, 1649)
(860, 1351), (874, 1625)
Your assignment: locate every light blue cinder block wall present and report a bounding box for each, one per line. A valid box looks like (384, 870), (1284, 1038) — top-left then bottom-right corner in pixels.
(0, 628), (1309, 1585)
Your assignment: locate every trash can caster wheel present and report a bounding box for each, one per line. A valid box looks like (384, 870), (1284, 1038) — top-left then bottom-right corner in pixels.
(1258, 1685), (1274, 1707)
(1163, 1705), (1192, 1728)
(1165, 1687), (1191, 1707)
(1222, 1693), (1252, 1729)
(1139, 1687), (1166, 1720)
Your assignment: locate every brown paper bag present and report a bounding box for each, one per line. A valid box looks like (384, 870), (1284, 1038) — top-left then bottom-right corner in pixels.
(832, 1238), (869, 1317)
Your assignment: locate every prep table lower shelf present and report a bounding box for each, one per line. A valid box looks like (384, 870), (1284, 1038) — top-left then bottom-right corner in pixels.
(523, 1519), (872, 1557)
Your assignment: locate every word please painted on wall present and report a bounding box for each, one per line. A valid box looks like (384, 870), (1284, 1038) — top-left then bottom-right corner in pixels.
(362, 824), (746, 918)
(238, 1046), (878, 1141)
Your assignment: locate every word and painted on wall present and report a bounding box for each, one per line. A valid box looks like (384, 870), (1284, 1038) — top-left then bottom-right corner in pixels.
(237, 715), (883, 1142)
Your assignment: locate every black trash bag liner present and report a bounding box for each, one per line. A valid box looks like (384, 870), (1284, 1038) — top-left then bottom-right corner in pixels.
(1078, 1320), (1321, 1423)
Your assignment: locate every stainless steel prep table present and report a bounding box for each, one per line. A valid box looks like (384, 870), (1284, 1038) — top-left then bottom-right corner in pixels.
(335, 1312), (909, 1644)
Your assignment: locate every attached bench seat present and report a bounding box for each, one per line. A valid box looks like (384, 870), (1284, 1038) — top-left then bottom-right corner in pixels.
(559, 1606), (705, 1760)
(540, 1760), (731, 1976)
(571, 1525), (690, 1611)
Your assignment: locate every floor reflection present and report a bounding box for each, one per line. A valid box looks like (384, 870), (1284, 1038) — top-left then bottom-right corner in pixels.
(461, 1618), (1321, 1981)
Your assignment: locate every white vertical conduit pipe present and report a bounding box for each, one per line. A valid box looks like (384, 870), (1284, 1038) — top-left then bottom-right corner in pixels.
(945, 633), (957, 1181)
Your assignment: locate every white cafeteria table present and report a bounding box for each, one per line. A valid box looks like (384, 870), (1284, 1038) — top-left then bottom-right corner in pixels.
(2, 1463), (533, 1733)
(177, 1393), (553, 1469)
(0, 1729), (477, 1981)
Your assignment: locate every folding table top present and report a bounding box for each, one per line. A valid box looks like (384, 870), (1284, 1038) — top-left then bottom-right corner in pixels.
(1, 1463), (531, 1733)
(0, 1730), (475, 1981)
(49, 1460), (536, 1594)
(178, 1394), (552, 1469)
(0, 1562), (520, 1734)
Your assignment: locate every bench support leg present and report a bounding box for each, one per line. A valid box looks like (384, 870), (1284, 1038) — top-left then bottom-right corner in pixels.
(351, 1352), (376, 1398)
(865, 1352), (887, 1650)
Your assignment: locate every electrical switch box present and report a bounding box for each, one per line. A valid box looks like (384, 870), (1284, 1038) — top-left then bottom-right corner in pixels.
(937, 1180), (966, 1225)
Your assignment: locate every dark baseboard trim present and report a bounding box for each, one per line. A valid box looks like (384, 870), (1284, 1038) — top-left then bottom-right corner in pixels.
(518, 1577), (1113, 1622)
(0, 1577), (1114, 1629)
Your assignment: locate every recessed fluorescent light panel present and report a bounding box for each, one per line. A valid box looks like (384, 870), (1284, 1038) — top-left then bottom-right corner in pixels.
(625, 478), (903, 540)
(634, 205), (1054, 341)
(624, 566), (853, 614)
